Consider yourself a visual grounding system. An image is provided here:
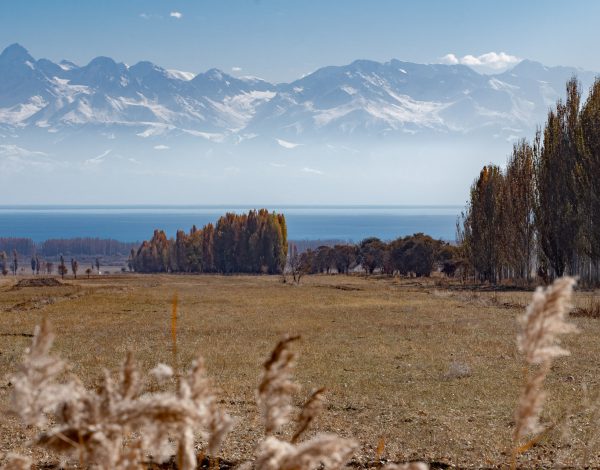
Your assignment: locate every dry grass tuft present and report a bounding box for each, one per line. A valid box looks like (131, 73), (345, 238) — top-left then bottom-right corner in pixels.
(571, 296), (600, 318)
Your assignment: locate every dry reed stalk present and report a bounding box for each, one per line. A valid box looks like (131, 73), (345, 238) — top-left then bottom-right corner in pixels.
(292, 387), (326, 443)
(171, 293), (179, 377)
(512, 276), (577, 467)
(253, 434), (358, 470)
(375, 437), (385, 460)
(257, 335), (301, 435)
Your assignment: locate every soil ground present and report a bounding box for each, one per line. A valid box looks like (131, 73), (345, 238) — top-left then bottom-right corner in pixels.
(1, 273), (599, 469)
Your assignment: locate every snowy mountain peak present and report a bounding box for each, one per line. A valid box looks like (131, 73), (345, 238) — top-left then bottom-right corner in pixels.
(0, 43), (34, 63)
(59, 60), (79, 71)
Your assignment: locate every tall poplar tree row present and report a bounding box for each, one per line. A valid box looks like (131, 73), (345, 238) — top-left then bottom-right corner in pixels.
(576, 78), (600, 282)
(463, 77), (600, 285)
(132, 209), (288, 274)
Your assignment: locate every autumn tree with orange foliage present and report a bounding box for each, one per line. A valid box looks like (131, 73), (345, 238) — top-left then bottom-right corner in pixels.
(132, 209), (288, 274)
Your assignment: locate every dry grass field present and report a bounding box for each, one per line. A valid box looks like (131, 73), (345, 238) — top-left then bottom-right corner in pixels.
(1, 273), (600, 468)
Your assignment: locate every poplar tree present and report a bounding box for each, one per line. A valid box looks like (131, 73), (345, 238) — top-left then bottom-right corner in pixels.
(535, 79), (580, 277)
(503, 139), (536, 281)
(576, 78), (600, 281)
(464, 165), (504, 283)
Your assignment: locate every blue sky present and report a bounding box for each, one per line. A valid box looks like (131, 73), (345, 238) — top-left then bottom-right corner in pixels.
(1, 0), (599, 82)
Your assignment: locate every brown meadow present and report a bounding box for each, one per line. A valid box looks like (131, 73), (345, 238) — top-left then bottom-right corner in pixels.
(0, 273), (599, 468)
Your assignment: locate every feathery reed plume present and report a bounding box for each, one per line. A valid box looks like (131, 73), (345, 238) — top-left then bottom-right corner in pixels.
(257, 335), (301, 435)
(150, 363), (174, 383)
(7, 321), (360, 470)
(253, 434), (357, 470)
(8, 319), (233, 470)
(242, 338), (358, 470)
(10, 316), (75, 427)
(513, 276), (577, 465)
(206, 401), (235, 457)
(119, 352), (140, 400)
(292, 387), (326, 443)
(517, 276), (578, 365)
(382, 463), (429, 470)
(1, 454), (32, 470)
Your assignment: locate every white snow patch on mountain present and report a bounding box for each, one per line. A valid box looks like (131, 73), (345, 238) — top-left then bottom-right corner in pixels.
(537, 80), (558, 107)
(313, 105), (355, 127)
(371, 94), (446, 127)
(166, 69), (196, 81)
(0, 96), (47, 125)
(223, 91), (276, 124)
(488, 78), (519, 92)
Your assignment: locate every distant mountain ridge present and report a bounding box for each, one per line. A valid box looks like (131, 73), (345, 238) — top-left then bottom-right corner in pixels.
(1, 43), (599, 207)
(0, 43), (596, 143)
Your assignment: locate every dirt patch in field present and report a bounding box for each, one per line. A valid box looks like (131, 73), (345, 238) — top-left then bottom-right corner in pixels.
(0, 332), (34, 338)
(319, 284), (363, 291)
(5, 298), (56, 312)
(11, 278), (64, 289)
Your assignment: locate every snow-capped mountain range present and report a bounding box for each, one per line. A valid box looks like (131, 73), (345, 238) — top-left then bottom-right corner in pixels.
(1, 43), (596, 144)
(0, 43), (598, 205)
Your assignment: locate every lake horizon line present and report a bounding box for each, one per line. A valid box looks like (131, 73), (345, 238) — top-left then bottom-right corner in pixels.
(0, 204), (464, 211)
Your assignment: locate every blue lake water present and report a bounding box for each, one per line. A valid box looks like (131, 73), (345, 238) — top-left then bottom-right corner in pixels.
(0, 206), (462, 243)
